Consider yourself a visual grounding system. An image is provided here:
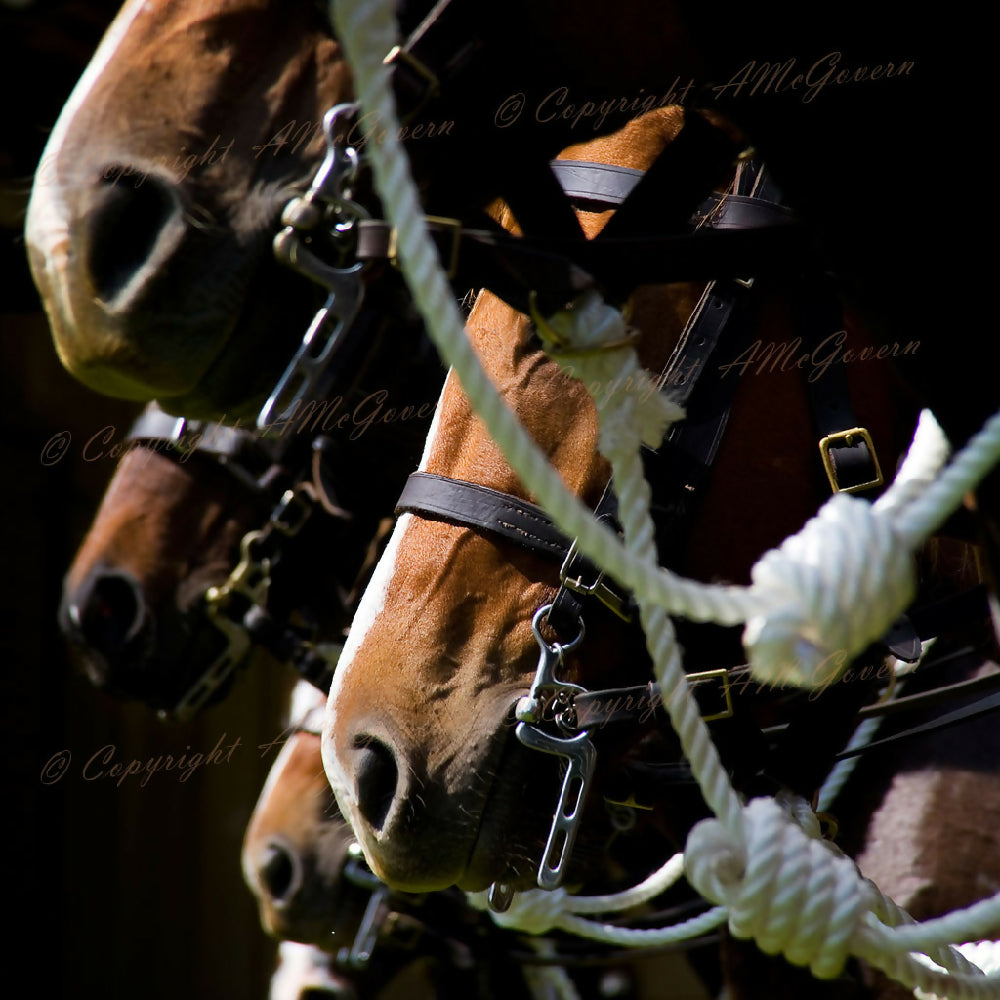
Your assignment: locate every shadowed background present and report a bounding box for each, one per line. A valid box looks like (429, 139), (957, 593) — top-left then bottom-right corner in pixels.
(2, 4), (292, 996)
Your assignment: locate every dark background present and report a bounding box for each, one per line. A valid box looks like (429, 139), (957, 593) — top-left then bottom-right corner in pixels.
(3, 4), (292, 996)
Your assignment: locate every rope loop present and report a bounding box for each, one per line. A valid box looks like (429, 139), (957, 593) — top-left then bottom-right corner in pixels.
(469, 887), (572, 936)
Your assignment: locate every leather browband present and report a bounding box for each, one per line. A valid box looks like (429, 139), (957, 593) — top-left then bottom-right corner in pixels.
(395, 472), (571, 561)
(549, 161), (645, 209)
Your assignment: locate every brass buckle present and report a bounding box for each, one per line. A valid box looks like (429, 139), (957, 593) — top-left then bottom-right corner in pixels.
(204, 530), (270, 610)
(270, 486), (313, 537)
(686, 667), (734, 722)
(387, 215), (462, 279)
(818, 426), (884, 494)
(559, 539), (632, 622)
(383, 45), (441, 116)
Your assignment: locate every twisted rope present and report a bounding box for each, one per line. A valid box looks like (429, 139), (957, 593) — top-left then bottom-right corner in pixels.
(467, 851), (727, 947)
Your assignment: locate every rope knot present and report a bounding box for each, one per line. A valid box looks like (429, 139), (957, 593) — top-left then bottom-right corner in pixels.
(536, 291), (683, 452)
(744, 492), (916, 688)
(467, 887), (572, 936)
(686, 797), (874, 979)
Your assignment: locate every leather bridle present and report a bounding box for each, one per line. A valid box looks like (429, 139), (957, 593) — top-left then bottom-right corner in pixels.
(121, 403), (352, 720)
(386, 151), (1000, 902)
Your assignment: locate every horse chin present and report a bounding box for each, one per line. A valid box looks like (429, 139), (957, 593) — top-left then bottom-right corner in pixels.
(452, 719), (588, 895)
(39, 284), (242, 408)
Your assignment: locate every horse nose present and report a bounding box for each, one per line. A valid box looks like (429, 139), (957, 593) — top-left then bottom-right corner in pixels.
(351, 735), (401, 834)
(258, 840), (304, 906)
(61, 567), (150, 679)
(84, 166), (183, 305)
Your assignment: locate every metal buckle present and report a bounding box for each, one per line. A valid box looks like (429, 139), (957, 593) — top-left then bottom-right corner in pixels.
(559, 539), (632, 622)
(270, 487), (313, 538)
(387, 215), (462, 279)
(204, 530), (271, 610)
(383, 45), (441, 118)
(686, 667), (734, 722)
(818, 426), (884, 494)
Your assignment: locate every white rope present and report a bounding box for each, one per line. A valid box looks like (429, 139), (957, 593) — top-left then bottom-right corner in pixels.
(331, 0), (1000, 991)
(916, 943), (1000, 999)
(465, 851), (727, 947)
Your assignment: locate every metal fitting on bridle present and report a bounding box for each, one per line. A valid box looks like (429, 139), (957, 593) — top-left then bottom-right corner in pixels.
(259, 104), (371, 433)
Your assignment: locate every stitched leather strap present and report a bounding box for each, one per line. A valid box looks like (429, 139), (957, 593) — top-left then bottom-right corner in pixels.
(395, 472), (572, 559)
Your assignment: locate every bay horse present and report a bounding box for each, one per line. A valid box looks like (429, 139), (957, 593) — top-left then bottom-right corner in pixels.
(245, 682), (462, 1000)
(59, 411), (360, 714)
(321, 107), (1000, 996)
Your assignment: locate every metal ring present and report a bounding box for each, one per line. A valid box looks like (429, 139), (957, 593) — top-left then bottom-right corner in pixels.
(531, 603), (585, 654)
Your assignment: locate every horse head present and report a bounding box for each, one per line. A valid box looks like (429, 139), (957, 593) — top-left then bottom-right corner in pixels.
(59, 401), (379, 714)
(25, 0), (353, 417)
(321, 107), (923, 898)
(243, 681), (359, 947)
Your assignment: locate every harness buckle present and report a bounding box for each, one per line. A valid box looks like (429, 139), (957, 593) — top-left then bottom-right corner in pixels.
(205, 530), (271, 609)
(686, 667), (735, 722)
(818, 426), (884, 494)
(384, 45), (441, 120)
(270, 486), (314, 538)
(388, 216), (462, 279)
(559, 539), (632, 622)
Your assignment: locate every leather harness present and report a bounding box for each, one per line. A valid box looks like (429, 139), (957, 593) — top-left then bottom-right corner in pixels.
(389, 156), (1000, 799)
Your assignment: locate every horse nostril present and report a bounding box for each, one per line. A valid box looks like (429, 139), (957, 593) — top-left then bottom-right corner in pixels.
(260, 841), (300, 904)
(86, 168), (180, 303)
(69, 570), (148, 658)
(352, 736), (399, 834)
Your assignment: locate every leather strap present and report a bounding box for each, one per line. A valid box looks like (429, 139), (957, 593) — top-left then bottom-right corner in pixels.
(691, 193), (796, 231)
(395, 471), (572, 560)
(126, 406), (284, 501)
(387, 0), (485, 123)
(794, 275), (882, 494)
(549, 161), (645, 209)
(126, 404), (270, 469)
(836, 667), (1000, 760)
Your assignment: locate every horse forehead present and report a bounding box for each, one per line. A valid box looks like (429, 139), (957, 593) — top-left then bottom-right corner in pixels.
(253, 732), (325, 824)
